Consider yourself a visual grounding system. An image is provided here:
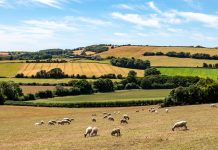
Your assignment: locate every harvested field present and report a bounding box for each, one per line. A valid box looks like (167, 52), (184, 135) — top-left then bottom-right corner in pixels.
(21, 86), (57, 94)
(1, 104), (218, 150)
(18, 63), (144, 77)
(100, 46), (218, 67)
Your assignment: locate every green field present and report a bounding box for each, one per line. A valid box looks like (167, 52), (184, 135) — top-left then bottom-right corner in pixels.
(29, 89), (171, 104)
(159, 68), (218, 80)
(0, 63), (23, 77)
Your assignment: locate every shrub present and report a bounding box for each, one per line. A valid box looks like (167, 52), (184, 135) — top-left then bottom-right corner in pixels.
(144, 68), (161, 76)
(35, 90), (54, 99)
(24, 93), (36, 101)
(93, 79), (114, 92)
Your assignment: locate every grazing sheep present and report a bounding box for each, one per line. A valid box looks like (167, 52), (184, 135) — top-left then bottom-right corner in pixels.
(35, 120), (44, 126)
(103, 115), (108, 119)
(92, 118), (96, 122)
(48, 121), (56, 125)
(63, 118), (74, 122)
(84, 126), (93, 138)
(172, 121), (188, 131)
(120, 118), (128, 124)
(123, 114), (129, 120)
(210, 104), (217, 108)
(111, 128), (121, 137)
(90, 127), (98, 137)
(165, 109), (169, 113)
(57, 120), (70, 125)
(108, 116), (114, 121)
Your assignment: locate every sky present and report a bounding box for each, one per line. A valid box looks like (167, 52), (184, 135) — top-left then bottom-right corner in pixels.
(0, 0), (218, 51)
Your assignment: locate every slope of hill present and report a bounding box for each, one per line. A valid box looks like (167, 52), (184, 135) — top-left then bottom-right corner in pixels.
(99, 46), (218, 67)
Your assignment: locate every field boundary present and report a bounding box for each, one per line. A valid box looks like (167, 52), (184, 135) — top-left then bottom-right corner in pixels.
(5, 99), (164, 108)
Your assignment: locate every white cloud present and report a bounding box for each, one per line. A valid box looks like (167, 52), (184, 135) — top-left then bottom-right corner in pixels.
(112, 12), (160, 28)
(115, 4), (135, 10)
(147, 1), (161, 13)
(191, 33), (218, 42)
(114, 32), (127, 37)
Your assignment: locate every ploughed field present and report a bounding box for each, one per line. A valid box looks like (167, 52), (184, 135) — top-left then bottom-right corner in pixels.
(28, 89), (171, 104)
(1, 104), (218, 150)
(99, 46), (218, 67)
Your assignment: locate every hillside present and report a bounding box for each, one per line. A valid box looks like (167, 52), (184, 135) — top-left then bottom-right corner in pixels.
(99, 46), (218, 67)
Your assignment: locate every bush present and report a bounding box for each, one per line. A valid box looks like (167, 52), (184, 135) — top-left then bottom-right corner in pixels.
(0, 81), (23, 100)
(24, 93), (36, 101)
(15, 73), (25, 78)
(0, 92), (5, 105)
(35, 90), (54, 99)
(144, 68), (161, 76)
(93, 79), (114, 92)
(70, 80), (93, 94)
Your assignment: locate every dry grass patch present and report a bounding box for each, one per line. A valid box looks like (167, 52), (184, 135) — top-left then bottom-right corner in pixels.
(0, 104), (218, 150)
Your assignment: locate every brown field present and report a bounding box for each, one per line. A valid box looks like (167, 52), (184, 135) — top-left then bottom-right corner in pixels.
(21, 86), (57, 94)
(18, 63), (144, 77)
(0, 52), (9, 56)
(99, 46), (218, 67)
(0, 104), (218, 150)
(73, 50), (96, 56)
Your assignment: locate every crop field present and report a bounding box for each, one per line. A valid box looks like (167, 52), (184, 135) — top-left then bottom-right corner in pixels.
(0, 63), (23, 77)
(100, 46), (218, 67)
(18, 63), (144, 77)
(1, 104), (218, 150)
(21, 86), (57, 94)
(159, 68), (218, 80)
(29, 89), (171, 104)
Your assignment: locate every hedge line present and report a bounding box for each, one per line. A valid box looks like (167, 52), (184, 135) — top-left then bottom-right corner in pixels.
(4, 99), (163, 108)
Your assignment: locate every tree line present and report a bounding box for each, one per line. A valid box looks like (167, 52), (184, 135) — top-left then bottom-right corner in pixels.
(110, 57), (151, 69)
(143, 51), (218, 60)
(202, 63), (218, 69)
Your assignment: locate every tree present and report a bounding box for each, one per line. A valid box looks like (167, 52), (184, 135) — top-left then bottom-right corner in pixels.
(0, 81), (23, 100)
(93, 79), (114, 92)
(71, 80), (93, 94)
(0, 91), (5, 105)
(144, 68), (161, 76)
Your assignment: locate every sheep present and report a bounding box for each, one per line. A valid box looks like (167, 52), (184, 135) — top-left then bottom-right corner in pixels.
(84, 126), (93, 138)
(108, 116), (114, 121)
(172, 121), (188, 131)
(57, 120), (70, 125)
(48, 121), (56, 125)
(35, 120), (44, 126)
(210, 104), (217, 108)
(111, 128), (121, 137)
(123, 114), (129, 120)
(90, 127), (98, 137)
(92, 118), (96, 122)
(120, 118), (128, 124)
(63, 118), (74, 122)
(165, 109), (169, 113)
(103, 115), (108, 119)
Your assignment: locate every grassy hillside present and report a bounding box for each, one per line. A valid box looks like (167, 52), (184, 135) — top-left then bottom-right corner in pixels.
(159, 68), (218, 80)
(1, 104), (218, 150)
(99, 46), (218, 67)
(29, 89), (170, 104)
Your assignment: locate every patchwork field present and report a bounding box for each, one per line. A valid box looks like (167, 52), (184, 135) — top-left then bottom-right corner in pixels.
(1, 104), (218, 150)
(99, 46), (218, 67)
(159, 68), (218, 80)
(18, 63), (144, 77)
(29, 89), (171, 104)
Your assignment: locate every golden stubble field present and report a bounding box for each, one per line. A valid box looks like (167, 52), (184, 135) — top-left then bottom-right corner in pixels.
(18, 63), (144, 77)
(0, 104), (218, 150)
(99, 46), (218, 67)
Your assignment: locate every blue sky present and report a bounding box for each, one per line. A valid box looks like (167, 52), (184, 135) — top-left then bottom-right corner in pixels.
(0, 0), (218, 51)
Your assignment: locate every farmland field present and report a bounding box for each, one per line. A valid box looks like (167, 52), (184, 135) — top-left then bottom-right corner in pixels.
(18, 63), (144, 77)
(0, 63), (23, 77)
(21, 86), (57, 94)
(159, 68), (218, 80)
(1, 104), (218, 150)
(99, 46), (218, 67)
(29, 89), (171, 104)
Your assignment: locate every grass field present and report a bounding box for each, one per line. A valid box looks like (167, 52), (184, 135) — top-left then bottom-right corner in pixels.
(159, 68), (218, 80)
(100, 46), (218, 67)
(18, 63), (144, 77)
(0, 63), (23, 77)
(1, 104), (218, 150)
(29, 89), (170, 104)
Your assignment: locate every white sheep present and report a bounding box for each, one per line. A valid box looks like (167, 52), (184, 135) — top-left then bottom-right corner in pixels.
(210, 104), (217, 108)
(108, 116), (114, 121)
(35, 120), (44, 126)
(165, 109), (169, 113)
(172, 121), (188, 131)
(84, 126), (93, 137)
(90, 127), (98, 137)
(123, 114), (129, 120)
(63, 118), (74, 122)
(58, 120), (70, 125)
(120, 118), (128, 124)
(111, 128), (121, 137)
